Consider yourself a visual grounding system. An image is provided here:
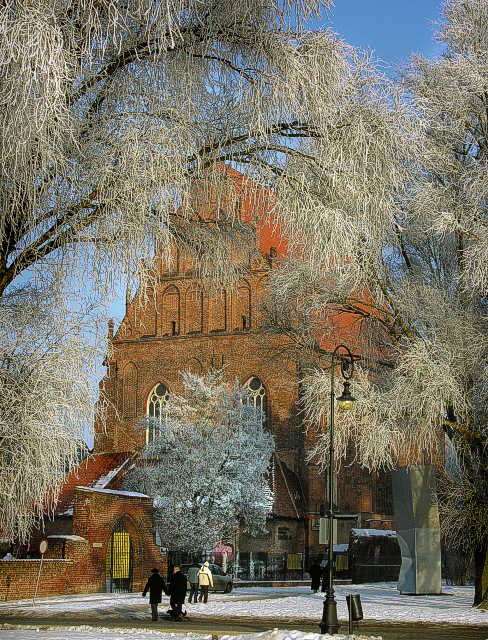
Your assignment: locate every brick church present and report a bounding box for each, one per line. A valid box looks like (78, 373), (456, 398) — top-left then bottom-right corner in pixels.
(90, 167), (393, 575)
(0, 167), (393, 600)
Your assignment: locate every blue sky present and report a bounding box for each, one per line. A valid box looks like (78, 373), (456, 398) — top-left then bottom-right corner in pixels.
(322, 0), (444, 65)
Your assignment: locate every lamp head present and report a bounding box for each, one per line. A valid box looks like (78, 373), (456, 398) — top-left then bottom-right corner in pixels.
(337, 380), (355, 411)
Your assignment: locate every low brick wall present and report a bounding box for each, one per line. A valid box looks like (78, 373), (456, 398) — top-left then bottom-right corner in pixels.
(0, 559), (73, 601)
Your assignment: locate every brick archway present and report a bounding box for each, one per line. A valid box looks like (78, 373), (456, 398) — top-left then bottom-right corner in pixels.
(105, 512), (145, 591)
(72, 487), (162, 594)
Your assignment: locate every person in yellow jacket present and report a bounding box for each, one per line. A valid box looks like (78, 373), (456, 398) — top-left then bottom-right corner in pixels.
(197, 561), (214, 603)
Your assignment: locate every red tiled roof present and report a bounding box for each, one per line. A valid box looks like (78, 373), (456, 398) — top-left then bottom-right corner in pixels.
(55, 452), (132, 516)
(222, 165), (287, 258)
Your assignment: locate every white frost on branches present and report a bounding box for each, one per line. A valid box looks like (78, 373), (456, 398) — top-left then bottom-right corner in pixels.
(0, 284), (105, 543)
(123, 369), (274, 554)
(402, 0), (488, 294)
(0, 0), (340, 300)
(263, 0), (488, 605)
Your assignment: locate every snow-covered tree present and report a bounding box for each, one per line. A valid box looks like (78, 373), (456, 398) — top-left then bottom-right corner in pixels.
(0, 0), (328, 300)
(0, 0), (423, 303)
(0, 283), (103, 543)
(262, 0), (488, 607)
(436, 440), (481, 585)
(123, 369), (274, 556)
(0, 0), (420, 548)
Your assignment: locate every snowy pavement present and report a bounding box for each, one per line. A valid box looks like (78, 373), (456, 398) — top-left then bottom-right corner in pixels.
(0, 584), (487, 627)
(0, 626), (376, 640)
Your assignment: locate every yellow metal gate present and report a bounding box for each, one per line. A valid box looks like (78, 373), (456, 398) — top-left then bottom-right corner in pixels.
(106, 521), (133, 593)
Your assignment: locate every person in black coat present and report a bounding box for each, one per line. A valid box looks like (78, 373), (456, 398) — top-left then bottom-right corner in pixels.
(167, 566), (187, 621)
(142, 568), (167, 621)
(309, 561), (322, 593)
(321, 560), (330, 593)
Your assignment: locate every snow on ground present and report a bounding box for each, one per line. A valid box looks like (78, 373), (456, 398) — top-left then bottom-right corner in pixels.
(0, 625), (377, 640)
(0, 624), (211, 640)
(0, 584), (487, 627)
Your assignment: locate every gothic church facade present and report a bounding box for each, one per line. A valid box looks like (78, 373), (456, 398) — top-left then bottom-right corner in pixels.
(92, 171), (393, 578)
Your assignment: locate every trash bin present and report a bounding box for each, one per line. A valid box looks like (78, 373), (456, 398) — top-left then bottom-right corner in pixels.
(346, 593), (363, 634)
(346, 593), (363, 620)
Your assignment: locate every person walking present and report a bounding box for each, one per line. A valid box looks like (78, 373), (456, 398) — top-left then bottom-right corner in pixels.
(142, 568), (167, 621)
(321, 559), (330, 593)
(186, 562), (200, 603)
(309, 561), (322, 593)
(167, 566), (188, 620)
(197, 561), (213, 603)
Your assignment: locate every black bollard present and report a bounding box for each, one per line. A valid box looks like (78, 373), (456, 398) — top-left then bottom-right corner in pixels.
(346, 593), (363, 635)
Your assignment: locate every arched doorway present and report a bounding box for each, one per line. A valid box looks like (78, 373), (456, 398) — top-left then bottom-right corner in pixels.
(105, 519), (134, 593)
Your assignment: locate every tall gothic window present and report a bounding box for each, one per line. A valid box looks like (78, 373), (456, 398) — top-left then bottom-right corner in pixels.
(146, 383), (169, 443)
(243, 377), (267, 427)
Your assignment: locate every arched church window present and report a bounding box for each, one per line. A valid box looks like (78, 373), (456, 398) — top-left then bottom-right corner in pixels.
(243, 377), (267, 427)
(146, 383), (169, 443)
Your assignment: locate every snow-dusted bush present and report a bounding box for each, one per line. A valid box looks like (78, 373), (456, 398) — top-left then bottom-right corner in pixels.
(123, 369), (275, 554)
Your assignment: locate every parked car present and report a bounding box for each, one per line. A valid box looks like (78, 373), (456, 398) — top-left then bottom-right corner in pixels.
(181, 563), (233, 593)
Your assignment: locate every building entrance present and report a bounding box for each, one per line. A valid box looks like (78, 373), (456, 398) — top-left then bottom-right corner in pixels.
(106, 519), (134, 593)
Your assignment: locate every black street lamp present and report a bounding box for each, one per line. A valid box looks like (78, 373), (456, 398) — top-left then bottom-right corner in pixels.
(320, 344), (356, 636)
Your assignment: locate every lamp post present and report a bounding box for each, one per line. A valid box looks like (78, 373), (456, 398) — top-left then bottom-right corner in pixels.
(320, 344), (355, 635)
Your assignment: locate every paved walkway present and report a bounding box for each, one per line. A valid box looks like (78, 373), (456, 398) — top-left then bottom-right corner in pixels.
(1, 612), (488, 639)
(0, 593), (487, 640)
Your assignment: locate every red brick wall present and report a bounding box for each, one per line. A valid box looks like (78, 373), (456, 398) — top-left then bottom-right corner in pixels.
(0, 539), (96, 600)
(0, 559), (73, 601)
(239, 518), (305, 554)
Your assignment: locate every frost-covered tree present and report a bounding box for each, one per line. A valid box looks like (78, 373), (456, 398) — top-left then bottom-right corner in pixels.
(263, 0), (488, 607)
(123, 370), (274, 556)
(436, 441), (481, 586)
(0, 0), (416, 547)
(0, 283), (103, 543)
(0, 0), (326, 299)
(0, 0), (420, 301)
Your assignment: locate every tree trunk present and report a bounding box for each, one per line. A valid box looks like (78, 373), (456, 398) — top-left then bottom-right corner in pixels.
(473, 536), (488, 607)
